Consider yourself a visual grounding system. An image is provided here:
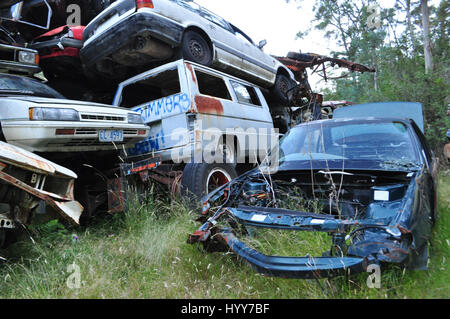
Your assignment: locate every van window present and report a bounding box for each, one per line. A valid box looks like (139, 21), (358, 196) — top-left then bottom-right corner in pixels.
(195, 71), (231, 100)
(119, 67), (180, 108)
(230, 81), (261, 106)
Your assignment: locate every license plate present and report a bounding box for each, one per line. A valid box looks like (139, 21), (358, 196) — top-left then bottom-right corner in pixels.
(99, 130), (123, 142)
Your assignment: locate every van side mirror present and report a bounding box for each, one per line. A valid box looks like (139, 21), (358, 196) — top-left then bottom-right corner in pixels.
(258, 40), (267, 49)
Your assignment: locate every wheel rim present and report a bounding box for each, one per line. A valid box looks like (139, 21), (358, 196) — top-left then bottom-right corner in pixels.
(188, 39), (207, 62)
(206, 168), (232, 194)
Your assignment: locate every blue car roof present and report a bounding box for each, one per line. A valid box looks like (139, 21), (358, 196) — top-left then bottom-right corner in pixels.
(333, 102), (424, 133)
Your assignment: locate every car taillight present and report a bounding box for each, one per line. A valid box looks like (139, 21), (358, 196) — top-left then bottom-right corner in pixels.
(136, 0), (154, 9)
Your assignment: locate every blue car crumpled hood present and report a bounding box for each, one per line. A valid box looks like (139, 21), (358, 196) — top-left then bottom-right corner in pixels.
(188, 165), (430, 279)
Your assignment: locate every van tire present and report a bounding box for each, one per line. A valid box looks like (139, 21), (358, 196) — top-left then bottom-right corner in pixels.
(181, 163), (237, 199)
(181, 31), (212, 66)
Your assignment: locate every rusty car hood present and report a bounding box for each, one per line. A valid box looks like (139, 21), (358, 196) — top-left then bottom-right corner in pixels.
(0, 141), (77, 178)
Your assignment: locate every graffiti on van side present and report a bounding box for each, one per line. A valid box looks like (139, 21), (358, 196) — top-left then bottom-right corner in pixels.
(133, 93), (191, 123)
(127, 129), (166, 156)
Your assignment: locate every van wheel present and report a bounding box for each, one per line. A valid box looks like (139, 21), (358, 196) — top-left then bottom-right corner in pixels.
(270, 73), (295, 105)
(181, 31), (212, 66)
(181, 163), (237, 199)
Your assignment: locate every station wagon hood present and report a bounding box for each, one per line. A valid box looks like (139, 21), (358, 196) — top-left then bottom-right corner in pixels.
(2, 96), (132, 112)
(0, 95), (119, 110)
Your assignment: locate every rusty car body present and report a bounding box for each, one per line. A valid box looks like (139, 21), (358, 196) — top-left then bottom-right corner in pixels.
(0, 141), (83, 247)
(113, 59), (278, 198)
(188, 102), (438, 278)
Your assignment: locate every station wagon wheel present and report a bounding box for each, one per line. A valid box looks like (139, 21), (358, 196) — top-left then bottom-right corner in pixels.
(270, 73), (295, 105)
(181, 31), (212, 66)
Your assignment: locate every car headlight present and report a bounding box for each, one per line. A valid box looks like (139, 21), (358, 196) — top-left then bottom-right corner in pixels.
(29, 108), (80, 121)
(127, 113), (144, 124)
(18, 51), (38, 65)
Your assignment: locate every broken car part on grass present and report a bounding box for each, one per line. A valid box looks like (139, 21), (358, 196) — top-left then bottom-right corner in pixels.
(0, 141), (83, 248)
(189, 103), (438, 279)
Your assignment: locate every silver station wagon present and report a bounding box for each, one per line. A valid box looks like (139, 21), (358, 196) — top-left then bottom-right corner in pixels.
(81, 0), (296, 103)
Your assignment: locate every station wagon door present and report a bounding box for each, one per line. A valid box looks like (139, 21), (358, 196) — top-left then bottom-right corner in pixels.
(230, 24), (277, 84)
(115, 62), (191, 158)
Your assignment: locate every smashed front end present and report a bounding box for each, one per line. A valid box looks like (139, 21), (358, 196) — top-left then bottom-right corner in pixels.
(0, 141), (83, 244)
(188, 119), (433, 279)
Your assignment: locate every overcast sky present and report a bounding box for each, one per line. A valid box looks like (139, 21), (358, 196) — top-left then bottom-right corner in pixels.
(195, 0), (331, 57)
(194, 0), (440, 91)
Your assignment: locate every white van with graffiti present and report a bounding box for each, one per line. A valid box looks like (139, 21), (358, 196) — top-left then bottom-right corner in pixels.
(113, 59), (277, 197)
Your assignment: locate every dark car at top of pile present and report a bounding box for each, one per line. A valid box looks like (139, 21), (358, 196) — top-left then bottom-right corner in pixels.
(188, 102), (438, 279)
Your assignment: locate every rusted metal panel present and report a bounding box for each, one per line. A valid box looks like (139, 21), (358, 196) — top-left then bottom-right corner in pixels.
(185, 62), (197, 84)
(107, 178), (125, 213)
(0, 169), (82, 225)
(0, 141), (76, 178)
(277, 54), (375, 79)
(194, 95), (224, 115)
(0, 142), (83, 225)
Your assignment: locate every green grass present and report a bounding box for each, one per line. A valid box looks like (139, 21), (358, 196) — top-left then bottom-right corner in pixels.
(0, 176), (449, 299)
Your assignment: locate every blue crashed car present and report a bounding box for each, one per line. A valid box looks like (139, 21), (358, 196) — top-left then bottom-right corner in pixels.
(188, 102), (438, 279)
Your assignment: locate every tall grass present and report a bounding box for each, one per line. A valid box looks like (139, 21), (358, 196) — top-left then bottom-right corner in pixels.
(0, 176), (448, 299)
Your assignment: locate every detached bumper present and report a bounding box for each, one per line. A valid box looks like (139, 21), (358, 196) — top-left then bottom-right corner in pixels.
(218, 230), (366, 279)
(81, 12), (184, 68)
(188, 206), (399, 279)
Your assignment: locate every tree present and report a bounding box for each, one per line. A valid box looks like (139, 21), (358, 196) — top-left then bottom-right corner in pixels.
(421, 0), (434, 73)
(287, 0), (449, 154)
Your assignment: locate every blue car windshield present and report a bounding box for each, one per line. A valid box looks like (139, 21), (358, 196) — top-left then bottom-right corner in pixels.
(277, 120), (419, 166)
(0, 74), (65, 99)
